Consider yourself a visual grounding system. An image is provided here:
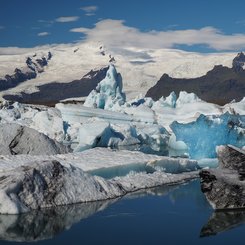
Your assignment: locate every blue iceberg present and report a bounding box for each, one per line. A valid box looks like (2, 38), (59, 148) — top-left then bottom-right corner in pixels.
(171, 113), (245, 159)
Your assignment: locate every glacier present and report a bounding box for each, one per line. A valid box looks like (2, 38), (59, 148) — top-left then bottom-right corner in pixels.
(0, 62), (244, 214)
(1, 72), (245, 161)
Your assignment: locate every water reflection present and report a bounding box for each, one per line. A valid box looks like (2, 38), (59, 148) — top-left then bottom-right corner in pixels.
(1, 180), (241, 243)
(200, 210), (245, 237)
(0, 200), (117, 242)
(0, 184), (184, 243)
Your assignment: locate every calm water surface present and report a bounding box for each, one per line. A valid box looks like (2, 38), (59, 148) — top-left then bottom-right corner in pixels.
(0, 180), (244, 245)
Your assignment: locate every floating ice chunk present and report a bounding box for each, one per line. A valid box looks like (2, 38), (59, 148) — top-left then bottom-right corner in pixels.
(197, 158), (219, 169)
(84, 64), (126, 110)
(74, 119), (118, 151)
(168, 134), (188, 157)
(171, 113), (245, 159)
(0, 160), (125, 214)
(135, 124), (169, 155)
(0, 102), (64, 142)
(152, 92), (177, 110)
(73, 119), (169, 155)
(223, 97), (245, 115)
(56, 102), (135, 125)
(31, 108), (64, 142)
(176, 91), (202, 108)
(0, 159), (198, 214)
(123, 104), (156, 124)
(0, 147), (199, 177)
(0, 123), (68, 155)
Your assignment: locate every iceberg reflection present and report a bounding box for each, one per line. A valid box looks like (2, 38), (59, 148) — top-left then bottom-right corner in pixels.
(0, 200), (116, 242)
(200, 210), (245, 237)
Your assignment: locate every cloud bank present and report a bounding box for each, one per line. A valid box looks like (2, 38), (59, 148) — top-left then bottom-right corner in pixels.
(70, 19), (245, 51)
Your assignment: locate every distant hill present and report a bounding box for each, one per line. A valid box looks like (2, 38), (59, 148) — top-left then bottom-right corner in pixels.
(146, 52), (245, 105)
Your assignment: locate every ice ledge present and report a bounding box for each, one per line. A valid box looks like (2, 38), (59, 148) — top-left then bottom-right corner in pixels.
(0, 159), (198, 214)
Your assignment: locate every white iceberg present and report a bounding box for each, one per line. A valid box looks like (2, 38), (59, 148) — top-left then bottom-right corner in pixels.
(84, 64), (126, 110)
(0, 148), (199, 214)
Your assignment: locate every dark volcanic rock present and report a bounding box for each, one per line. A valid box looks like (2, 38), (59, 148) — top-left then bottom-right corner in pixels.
(3, 67), (108, 106)
(233, 52), (245, 72)
(0, 123), (68, 155)
(200, 145), (245, 210)
(146, 53), (245, 105)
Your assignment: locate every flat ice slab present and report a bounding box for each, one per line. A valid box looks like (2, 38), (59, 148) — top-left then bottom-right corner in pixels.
(0, 148), (199, 214)
(0, 147), (198, 175)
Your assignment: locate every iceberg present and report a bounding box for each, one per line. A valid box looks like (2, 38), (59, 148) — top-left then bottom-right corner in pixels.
(0, 101), (64, 142)
(0, 147), (199, 177)
(69, 118), (169, 155)
(0, 123), (68, 155)
(171, 113), (245, 159)
(84, 64), (126, 110)
(0, 148), (199, 214)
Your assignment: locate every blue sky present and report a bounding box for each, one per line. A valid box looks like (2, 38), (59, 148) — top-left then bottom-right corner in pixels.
(0, 0), (245, 52)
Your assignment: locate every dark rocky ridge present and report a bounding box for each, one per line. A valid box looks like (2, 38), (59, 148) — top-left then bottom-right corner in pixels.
(0, 52), (52, 91)
(146, 52), (245, 105)
(3, 67), (108, 106)
(200, 145), (245, 210)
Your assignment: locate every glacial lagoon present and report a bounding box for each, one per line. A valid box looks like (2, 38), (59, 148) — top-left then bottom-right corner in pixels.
(0, 180), (243, 245)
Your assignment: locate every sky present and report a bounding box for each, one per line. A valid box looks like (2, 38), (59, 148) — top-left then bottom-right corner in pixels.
(0, 0), (245, 52)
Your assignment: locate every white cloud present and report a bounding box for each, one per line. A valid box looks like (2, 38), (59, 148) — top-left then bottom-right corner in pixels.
(37, 32), (50, 37)
(0, 26), (5, 30)
(70, 19), (245, 51)
(85, 13), (95, 16)
(80, 5), (98, 16)
(55, 16), (80, 23)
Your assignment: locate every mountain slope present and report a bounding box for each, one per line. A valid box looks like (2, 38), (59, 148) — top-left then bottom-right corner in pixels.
(3, 67), (108, 106)
(0, 42), (237, 100)
(146, 53), (245, 105)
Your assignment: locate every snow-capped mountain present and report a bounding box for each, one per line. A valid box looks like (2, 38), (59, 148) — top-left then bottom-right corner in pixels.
(0, 52), (51, 91)
(146, 52), (245, 105)
(0, 42), (238, 101)
(4, 67), (108, 106)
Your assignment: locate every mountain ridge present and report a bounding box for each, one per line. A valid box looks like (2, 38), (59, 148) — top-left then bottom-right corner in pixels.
(146, 52), (245, 105)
